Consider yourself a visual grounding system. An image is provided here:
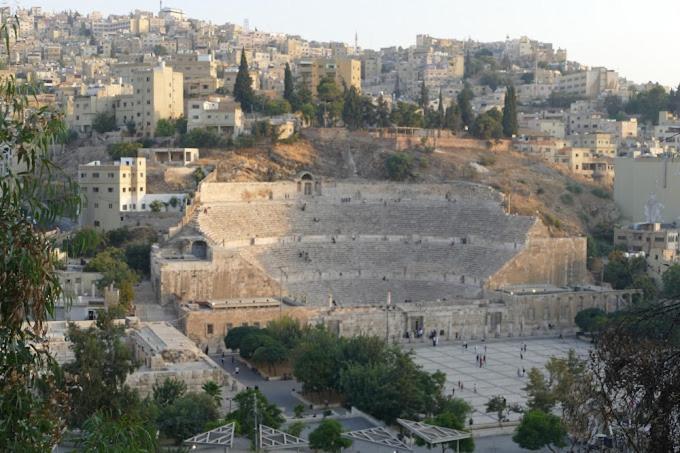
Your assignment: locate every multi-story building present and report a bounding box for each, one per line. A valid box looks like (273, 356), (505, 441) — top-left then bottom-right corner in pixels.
(78, 157), (184, 230)
(568, 132), (616, 157)
(614, 222), (680, 283)
(171, 53), (219, 98)
(654, 111), (680, 150)
(187, 96), (244, 137)
(222, 67), (260, 95)
(555, 147), (614, 182)
(556, 67), (619, 98)
(71, 81), (133, 133)
(115, 62), (184, 137)
(297, 58), (361, 96)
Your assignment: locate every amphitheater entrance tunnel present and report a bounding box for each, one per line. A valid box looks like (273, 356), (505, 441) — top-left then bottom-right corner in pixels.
(408, 316), (424, 335)
(191, 240), (208, 259)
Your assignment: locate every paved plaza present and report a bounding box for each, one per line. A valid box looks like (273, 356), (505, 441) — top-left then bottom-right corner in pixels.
(411, 337), (591, 424)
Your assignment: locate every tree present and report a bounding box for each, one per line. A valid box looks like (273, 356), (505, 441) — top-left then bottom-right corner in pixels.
(238, 331), (276, 359)
(64, 310), (140, 427)
(457, 84), (475, 129)
(264, 98), (292, 116)
(603, 251), (647, 290)
(471, 109), (503, 139)
(78, 411), (158, 453)
(604, 94), (624, 119)
(625, 84), (670, 124)
(287, 421), (306, 437)
(283, 63), (295, 104)
(233, 48), (254, 112)
(574, 307), (607, 334)
(228, 388), (284, 442)
(523, 368), (556, 413)
(547, 91), (583, 109)
(385, 153), (414, 181)
(342, 86), (362, 130)
(389, 102), (423, 127)
(84, 247), (139, 290)
(224, 325), (260, 351)
(202, 380), (223, 406)
(520, 72), (535, 84)
(180, 127), (226, 148)
(425, 408), (474, 452)
(292, 326), (343, 394)
(376, 95), (391, 127)
(153, 44), (168, 56)
(308, 419), (352, 453)
(65, 228), (105, 258)
(479, 71), (507, 91)
(125, 243), (152, 276)
(502, 85), (518, 137)
(444, 100), (462, 132)
(252, 343), (288, 375)
(419, 81), (429, 111)
(107, 142), (141, 160)
(92, 111), (117, 133)
(662, 263), (680, 298)
(157, 393), (219, 445)
(153, 377), (187, 408)
(485, 395), (508, 424)
(149, 200), (164, 213)
(512, 410), (567, 452)
(155, 118), (176, 137)
(393, 74), (401, 99)
(0, 18), (80, 452)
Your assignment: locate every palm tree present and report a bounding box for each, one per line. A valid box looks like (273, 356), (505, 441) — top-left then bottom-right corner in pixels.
(202, 381), (222, 407)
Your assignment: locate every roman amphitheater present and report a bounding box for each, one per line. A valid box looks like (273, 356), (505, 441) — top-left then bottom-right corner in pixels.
(151, 172), (637, 351)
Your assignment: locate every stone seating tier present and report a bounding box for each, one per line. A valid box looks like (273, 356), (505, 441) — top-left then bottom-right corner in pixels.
(197, 200), (534, 246)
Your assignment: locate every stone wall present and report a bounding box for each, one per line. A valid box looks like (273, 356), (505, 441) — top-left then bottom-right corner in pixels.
(155, 251), (281, 305)
(488, 236), (588, 288)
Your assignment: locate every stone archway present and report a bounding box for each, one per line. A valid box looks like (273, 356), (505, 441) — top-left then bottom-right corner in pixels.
(191, 240), (208, 259)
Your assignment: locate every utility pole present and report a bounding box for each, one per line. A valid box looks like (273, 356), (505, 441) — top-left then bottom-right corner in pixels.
(253, 391), (259, 451)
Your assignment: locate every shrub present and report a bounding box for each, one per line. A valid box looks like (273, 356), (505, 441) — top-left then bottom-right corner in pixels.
(560, 193), (574, 205)
(477, 154), (497, 167)
(591, 187), (611, 199)
(108, 142), (142, 160)
(385, 153), (414, 181)
(92, 112), (117, 133)
(536, 187), (545, 195)
(565, 182), (583, 194)
(180, 128), (226, 148)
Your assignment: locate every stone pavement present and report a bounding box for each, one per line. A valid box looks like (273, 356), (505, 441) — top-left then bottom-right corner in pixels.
(410, 337), (590, 425)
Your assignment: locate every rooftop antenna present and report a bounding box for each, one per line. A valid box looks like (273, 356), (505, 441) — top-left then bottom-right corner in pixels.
(355, 31), (358, 52)
(159, 0), (163, 11)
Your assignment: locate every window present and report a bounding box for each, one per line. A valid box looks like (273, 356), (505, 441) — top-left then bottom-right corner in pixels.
(94, 203), (99, 208)
(141, 203), (146, 209)
(94, 220), (100, 227)
(122, 188), (126, 192)
(122, 204), (127, 211)
(93, 187), (99, 193)
(92, 172), (100, 178)
(80, 173), (86, 178)
(108, 187), (113, 193)
(140, 187), (144, 192)
(207, 324), (214, 335)
(108, 203), (113, 209)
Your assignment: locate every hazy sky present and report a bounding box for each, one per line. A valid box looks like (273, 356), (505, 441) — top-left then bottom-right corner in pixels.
(39, 0), (680, 86)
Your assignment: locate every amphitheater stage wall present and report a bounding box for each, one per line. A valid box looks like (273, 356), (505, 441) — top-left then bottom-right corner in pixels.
(178, 288), (637, 352)
(488, 237), (588, 288)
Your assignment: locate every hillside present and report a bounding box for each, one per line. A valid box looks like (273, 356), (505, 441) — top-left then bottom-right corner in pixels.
(200, 128), (618, 238)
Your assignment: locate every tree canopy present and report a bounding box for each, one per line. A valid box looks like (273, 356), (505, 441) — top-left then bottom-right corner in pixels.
(233, 49), (255, 112)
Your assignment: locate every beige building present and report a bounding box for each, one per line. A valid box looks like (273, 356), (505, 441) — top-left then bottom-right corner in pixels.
(71, 81), (133, 133)
(614, 156), (680, 224)
(556, 67), (619, 98)
(171, 53), (219, 98)
(614, 223), (680, 283)
(654, 111), (680, 150)
(555, 147), (614, 182)
(187, 96), (244, 137)
(115, 62), (184, 137)
(222, 67), (260, 95)
(568, 132), (616, 157)
(297, 58), (361, 96)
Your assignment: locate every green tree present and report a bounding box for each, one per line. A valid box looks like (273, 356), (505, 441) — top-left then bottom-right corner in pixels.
(376, 95), (391, 127)
(523, 368), (555, 413)
(92, 111), (118, 133)
(444, 100), (463, 132)
(125, 243), (152, 275)
(149, 200), (164, 213)
(228, 388), (284, 442)
(252, 342), (288, 375)
(512, 410), (567, 452)
(155, 118), (176, 137)
(78, 411), (158, 453)
(308, 419), (352, 453)
(293, 403), (305, 418)
(238, 331), (277, 359)
(662, 263), (680, 298)
(471, 109), (503, 139)
(107, 142), (141, 160)
(604, 94), (625, 119)
(502, 85), (518, 137)
(224, 325), (260, 351)
(66, 228), (105, 257)
(84, 247), (139, 290)
(287, 421), (306, 437)
(385, 153), (414, 181)
(389, 102), (423, 127)
(233, 48), (255, 112)
(283, 63), (295, 104)
(180, 128), (226, 148)
(479, 71), (506, 91)
(64, 310), (140, 426)
(202, 380), (223, 406)
(153, 44), (168, 56)
(457, 84), (475, 129)
(264, 98), (292, 116)
(625, 84), (670, 124)
(419, 81), (429, 111)
(157, 393), (219, 445)
(425, 407), (474, 452)
(292, 326), (343, 394)
(153, 377), (187, 408)
(574, 307), (607, 334)
(342, 86), (363, 130)
(603, 251), (647, 289)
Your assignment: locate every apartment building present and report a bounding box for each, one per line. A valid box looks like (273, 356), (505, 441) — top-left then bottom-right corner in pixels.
(556, 67), (619, 98)
(568, 132), (616, 157)
(115, 62), (184, 137)
(171, 53), (219, 98)
(614, 222), (680, 283)
(79, 157), (184, 230)
(297, 58), (361, 96)
(555, 147), (614, 182)
(71, 81), (133, 133)
(223, 67), (260, 94)
(187, 96), (244, 137)
(654, 111), (680, 149)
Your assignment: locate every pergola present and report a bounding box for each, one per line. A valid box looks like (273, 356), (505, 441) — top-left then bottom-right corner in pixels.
(183, 422), (235, 452)
(342, 426), (413, 452)
(397, 419), (471, 453)
(258, 424), (309, 451)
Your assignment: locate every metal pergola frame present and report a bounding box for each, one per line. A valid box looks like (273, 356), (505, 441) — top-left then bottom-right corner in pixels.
(397, 418), (471, 453)
(258, 424), (309, 451)
(342, 426), (413, 451)
(183, 421), (235, 451)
